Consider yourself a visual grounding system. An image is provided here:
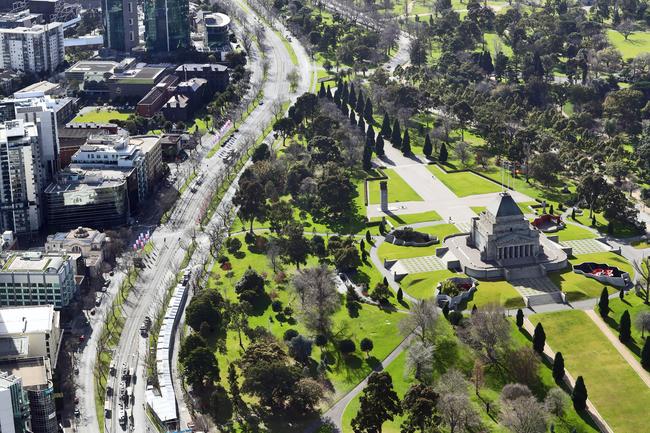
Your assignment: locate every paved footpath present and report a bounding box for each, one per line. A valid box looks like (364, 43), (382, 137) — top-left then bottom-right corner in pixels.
(584, 309), (650, 387)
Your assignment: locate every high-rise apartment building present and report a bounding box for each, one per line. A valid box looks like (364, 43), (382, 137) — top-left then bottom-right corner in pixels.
(0, 371), (30, 433)
(0, 120), (43, 234)
(144, 0), (189, 52)
(101, 0), (139, 52)
(0, 23), (64, 73)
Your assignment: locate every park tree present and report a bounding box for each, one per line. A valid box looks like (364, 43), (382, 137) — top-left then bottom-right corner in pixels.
(186, 290), (226, 333)
(209, 385), (233, 426)
(500, 390), (548, 433)
(603, 88), (645, 135)
(183, 347), (220, 390)
(351, 372), (402, 433)
(402, 129), (411, 155)
(516, 309), (524, 328)
(273, 117), (295, 146)
(391, 119), (402, 148)
(435, 370), (480, 433)
(529, 152), (562, 186)
(452, 101), (473, 141)
(328, 236), (362, 270)
(598, 287), (610, 319)
(292, 265), (340, 337)
(423, 134), (433, 158)
(572, 376), (588, 411)
(252, 143), (271, 162)
(399, 298), (439, 344)
(635, 311), (650, 337)
(364, 98), (374, 122)
(363, 144), (373, 170)
(577, 174), (608, 218)
(339, 339), (356, 356)
(282, 222), (310, 269)
(409, 38), (428, 65)
(235, 268), (266, 304)
(371, 282), (392, 304)
(234, 173), (267, 232)
(619, 310), (632, 343)
(642, 337), (650, 370)
(468, 304), (511, 366)
(360, 338), (374, 357)
(401, 384), (439, 433)
(406, 340), (435, 383)
(380, 112), (392, 138)
(439, 142), (448, 162)
(375, 135), (385, 156)
(179, 334), (206, 360)
(532, 323), (546, 354)
(633, 256), (650, 304)
(267, 201), (295, 236)
(287, 334), (313, 364)
(553, 352), (565, 383)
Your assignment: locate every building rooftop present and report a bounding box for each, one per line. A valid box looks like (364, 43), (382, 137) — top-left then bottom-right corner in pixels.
(2, 252), (65, 273)
(175, 63), (228, 73)
(204, 12), (231, 27)
(487, 192), (523, 218)
(13, 80), (60, 97)
(45, 167), (129, 194)
(0, 22), (61, 35)
(0, 357), (49, 388)
(68, 60), (118, 74)
(0, 306), (55, 335)
(111, 65), (166, 84)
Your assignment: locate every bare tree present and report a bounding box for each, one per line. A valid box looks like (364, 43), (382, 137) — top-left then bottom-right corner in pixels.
(399, 298), (439, 343)
(544, 388), (568, 418)
(466, 304), (511, 368)
(506, 347), (540, 388)
(435, 370), (480, 433)
(617, 19), (635, 40)
(266, 238), (283, 273)
(633, 256), (650, 304)
(292, 265), (340, 336)
(500, 392), (548, 433)
(635, 311), (650, 337)
(406, 340), (434, 383)
(271, 100), (285, 121)
(454, 141), (470, 166)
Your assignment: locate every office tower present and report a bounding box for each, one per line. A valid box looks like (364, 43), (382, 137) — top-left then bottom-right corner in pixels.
(101, 0), (139, 52)
(144, 0), (189, 52)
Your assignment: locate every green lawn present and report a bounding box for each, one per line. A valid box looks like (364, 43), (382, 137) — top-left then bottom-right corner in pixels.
(368, 210), (442, 227)
(555, 222), (598, 242)
(377, 224), (459, 261)
(572, 210), (642, 239)
(607, 29), (650, 59)
(483, 32), (513, 57)
(471, 206), (486, 215)
(605, 292), (650, 362)
(367, 169), (423, 205)
(467, 280), (525, 309)
(72, 108), (132, 123)
(429, 165), (502, 197)
(399, 269), (457, 299)
(549, 252), (632, 301)
(530, 310), (650, 433)
(631, 239), (650, 249)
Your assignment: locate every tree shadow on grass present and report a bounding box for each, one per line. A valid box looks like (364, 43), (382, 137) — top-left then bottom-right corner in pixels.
(346, 301), (361, 318)
(366, 355), (382, 371)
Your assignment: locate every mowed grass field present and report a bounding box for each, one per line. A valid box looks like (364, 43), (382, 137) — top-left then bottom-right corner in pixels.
(555, 222), (598, 242)
(368, 169), (423, 204)
(530, 310), (650, 433)
(72, 108), (132, 123)
(607, 29), (650, 59)
(377, 224), (459, 260)
(428, 165), (502, 197)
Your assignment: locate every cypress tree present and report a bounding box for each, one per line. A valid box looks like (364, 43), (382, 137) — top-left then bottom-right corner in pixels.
(318, 82), (326, 98)
(572, 376), (588, 411)
(471, 304), (478, 314)
(619, 310), (631, 343)
(515, 308), (524, 328)
(442, 303), (450, 318)
(356, 93), (365, 114)
(364, 99), (373, 122)
(341, 103), (348, 115)
(350, 111), (356, 126)
(552, 352), (565, 382)
(619, 288), (625, 300)
(375, 135), (385, 157)
(365, 130), (374, 148)
(326, 85), (333, 99)
(380, 112), (391, 138)
(363, 144), (372, 171)
(341, 83), (349, 104)
(383, 276), (388, 286)
(402, 129), (411, 155)
(391, 119), (402, 148)
(598, 287), (609, 319)
(439, 142), (448, 162)
(423, 134), (432, 158)
(571, 208), (576, 219)
(533, 322), (546, 354)
(642, 337), (650, 370)
(397, 287), (403, 302)
(365, 230), (371, 243)
(348, 85), (357, 108)
(358, 118), (366, 132)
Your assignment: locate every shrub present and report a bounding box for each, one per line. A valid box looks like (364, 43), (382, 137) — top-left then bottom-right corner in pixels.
(226, 237), (242, 254)
(360, 338), (374, 355)
(283, 306), (293, 317)
(244, 231), (256, 244)
(271, 300), (283, 312)
(315, 334), (328, 347)
(448, 311), (463, 326)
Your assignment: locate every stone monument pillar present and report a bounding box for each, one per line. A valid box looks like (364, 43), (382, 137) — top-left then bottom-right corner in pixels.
(380, 180), (388, 211)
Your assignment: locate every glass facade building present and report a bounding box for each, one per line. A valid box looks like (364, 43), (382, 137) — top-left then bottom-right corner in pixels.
(144, 0), (189, 52)
(101, 0), (139, 52)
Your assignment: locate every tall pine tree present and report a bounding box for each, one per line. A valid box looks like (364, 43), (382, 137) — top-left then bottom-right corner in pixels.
(358, 118), (366, 132)
(439, 142), (448, 162)
(515, 308), (524, 328)
(402, 129), (411, 155)
(572, 376), (588, 411)
(642, 337), (650, 370)
(318, 82), (326, 98)
(380, 112), (391, 138)
(533, 322), (546, 354)
(375, 135), (385, 157)
(423, 133), (432, 158)
(351, 372), (402, 433)
(552, 352), (565, 382)
(364, 99), (374, 122)
(363, 144), (373, 171)
(391, 119), (402, 148)
(598, 287), (609, 319)
(619, 310), (631, 343)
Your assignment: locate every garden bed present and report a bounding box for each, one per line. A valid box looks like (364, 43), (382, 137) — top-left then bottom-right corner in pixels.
(385, 227), (438, 247)
(573, 262), (630, 288)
